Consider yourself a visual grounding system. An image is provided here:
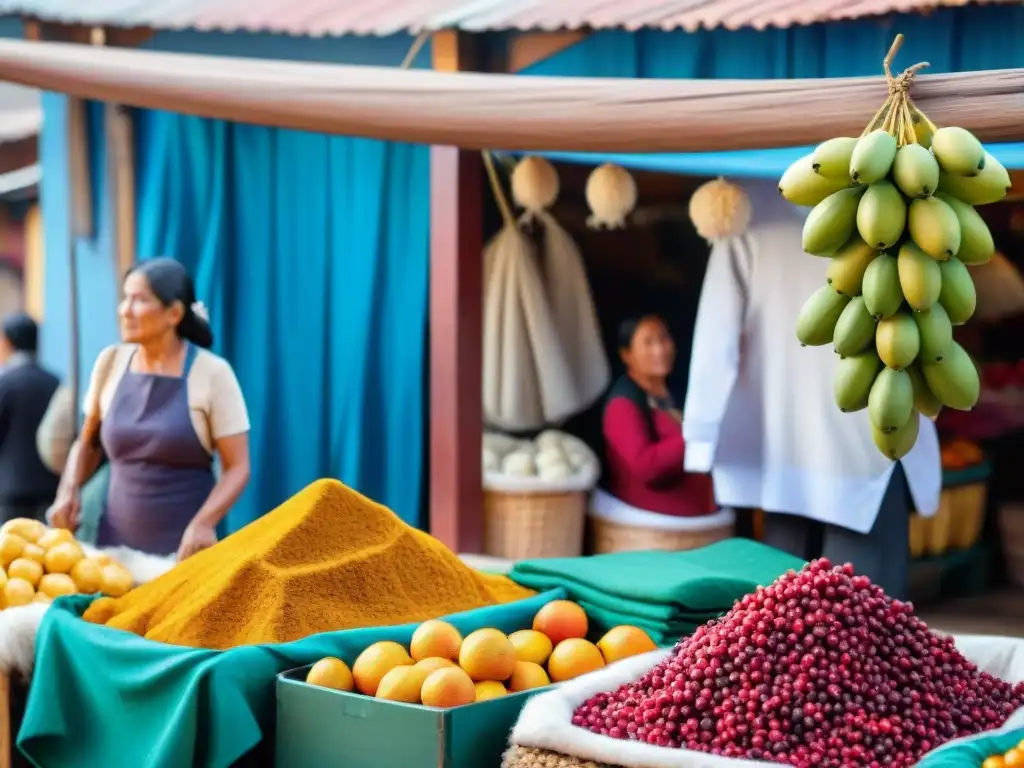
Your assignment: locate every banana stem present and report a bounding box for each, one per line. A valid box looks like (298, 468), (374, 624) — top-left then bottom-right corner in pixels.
(900, 97), (917, 145)
(861, 95), (893, 136)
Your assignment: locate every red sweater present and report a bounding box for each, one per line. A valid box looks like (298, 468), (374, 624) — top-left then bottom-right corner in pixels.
(602, 395), (714, 517)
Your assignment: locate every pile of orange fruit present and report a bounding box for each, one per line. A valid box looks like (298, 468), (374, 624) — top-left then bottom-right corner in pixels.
(0, 518), (133, 607)
(983, 739), (1024, 768)
(305, 599), (657, 708)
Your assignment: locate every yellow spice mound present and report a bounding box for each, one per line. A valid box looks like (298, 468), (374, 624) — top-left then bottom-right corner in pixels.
(83, 479), (534, 649)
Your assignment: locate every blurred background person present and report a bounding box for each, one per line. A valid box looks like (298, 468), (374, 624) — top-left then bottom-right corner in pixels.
(0, 312), (60, 521)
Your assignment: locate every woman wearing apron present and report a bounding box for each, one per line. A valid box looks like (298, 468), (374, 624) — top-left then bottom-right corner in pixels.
(48, 258), (251, 559)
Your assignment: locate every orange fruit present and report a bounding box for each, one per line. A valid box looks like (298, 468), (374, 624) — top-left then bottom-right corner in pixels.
(3, 577), (34, 607)
(70, 558), (104, 594)
(305, 657), (354, 691)
(509, 629), (554, 666)
(100, 564), (134, 597)
(983, 757), (1006, 768)
(508, 661), (550, 692)
(532, 601), (588, 646)
(1, 519), (46, 543)
(91, 552), (115, 567)
(44, 541), (85, 575)
(376, 665), (429, 703)
(352, 641), (413, 696)
(410, 620), (463, 661)
(37, 528), (73, 550)
(414, 657), (455, 675)
(32, 593), (51, 605)
(7, 558), (43, 587)
(38, 573), (77, 599)
(597, 626), (657, 664)
(0, 533), (25, 566)
(0, 569), (8, 590)
(547, 638), (606, 683)
(21, 543), (45, 565)
(474, 681), (507, 701)
(421, 666), (476, 708)
(1006, 750), (1024, 767)
(458, 628), (517, 682)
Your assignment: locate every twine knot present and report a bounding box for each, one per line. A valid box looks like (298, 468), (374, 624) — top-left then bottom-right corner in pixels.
(888, 62), (930, 95)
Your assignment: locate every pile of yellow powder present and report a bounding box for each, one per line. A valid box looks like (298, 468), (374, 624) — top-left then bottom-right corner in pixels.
(83, 479), (534, 649)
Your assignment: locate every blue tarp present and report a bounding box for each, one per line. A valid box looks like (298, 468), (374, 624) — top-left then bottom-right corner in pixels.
(533, 143), (1024, 179)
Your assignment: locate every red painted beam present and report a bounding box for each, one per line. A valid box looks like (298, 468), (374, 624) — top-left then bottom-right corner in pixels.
(428, 146), (484, 554)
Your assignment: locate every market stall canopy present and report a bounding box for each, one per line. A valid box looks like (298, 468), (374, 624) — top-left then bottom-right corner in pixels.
(0, 40), (1021, 152)
(0, 0), (1015, 35)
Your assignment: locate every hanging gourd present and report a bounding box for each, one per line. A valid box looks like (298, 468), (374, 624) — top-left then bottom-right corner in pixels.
(688, 177), (753, 242)
(585, 163), (637, 230)
(511, 156), (560, 220)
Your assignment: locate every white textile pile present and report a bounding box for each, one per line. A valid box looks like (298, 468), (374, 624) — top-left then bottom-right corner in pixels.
(0, 546), (175, 679)
(483, 429), (600, 493)
(510, 635), (1024, 768)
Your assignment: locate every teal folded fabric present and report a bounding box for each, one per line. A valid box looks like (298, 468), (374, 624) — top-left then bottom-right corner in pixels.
(18, 589), (566, 768)
(917, 723), (1024, 766)
(510, 538), (805, 619)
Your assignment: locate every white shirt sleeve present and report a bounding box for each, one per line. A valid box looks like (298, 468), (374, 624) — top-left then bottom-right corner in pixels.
(682, 234), (753, 472)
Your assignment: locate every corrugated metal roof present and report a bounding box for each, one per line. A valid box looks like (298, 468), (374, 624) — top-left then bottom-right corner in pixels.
(0, 0), (1015, 36)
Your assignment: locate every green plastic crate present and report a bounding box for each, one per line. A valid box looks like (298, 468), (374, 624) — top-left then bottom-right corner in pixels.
(276, 666), (546, 768)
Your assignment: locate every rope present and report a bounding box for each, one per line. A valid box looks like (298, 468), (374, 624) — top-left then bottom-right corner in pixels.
(399, 28), (519, 230)
(861, 33), (935, 146)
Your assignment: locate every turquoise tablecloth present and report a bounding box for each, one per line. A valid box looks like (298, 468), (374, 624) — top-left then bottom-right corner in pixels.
(18, 589), (565, 768)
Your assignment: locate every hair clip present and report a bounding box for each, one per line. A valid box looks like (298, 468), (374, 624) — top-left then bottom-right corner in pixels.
(191, 301), (210, 323)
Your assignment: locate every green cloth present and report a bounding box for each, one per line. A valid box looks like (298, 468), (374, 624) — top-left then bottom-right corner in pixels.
(74, 462), (110, 546)
(510, 538), (804, 640)
(18, 589), (565, 768)
(917, 722), (1024, 767)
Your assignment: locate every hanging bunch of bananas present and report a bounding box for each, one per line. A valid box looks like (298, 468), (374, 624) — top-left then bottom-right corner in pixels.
(779, 34), (1012, 461)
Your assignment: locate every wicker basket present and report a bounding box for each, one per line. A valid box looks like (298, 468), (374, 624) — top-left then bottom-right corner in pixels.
(999, 503), (1024, 588)
(586, 490), (735, 554)
(909, 482), (988, 558)
(482, 490), (586, 560)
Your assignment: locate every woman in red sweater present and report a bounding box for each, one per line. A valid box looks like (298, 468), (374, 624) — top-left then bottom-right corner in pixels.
(602, 314), (714, 517)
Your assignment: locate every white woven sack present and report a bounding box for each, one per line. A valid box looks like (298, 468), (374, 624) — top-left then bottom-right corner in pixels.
(511, 635), (1024, 768)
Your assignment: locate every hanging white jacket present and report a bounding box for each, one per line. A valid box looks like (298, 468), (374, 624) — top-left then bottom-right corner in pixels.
(682, 180), (941, 534)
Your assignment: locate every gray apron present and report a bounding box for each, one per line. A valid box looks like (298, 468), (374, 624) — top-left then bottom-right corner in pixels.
(98, 344), (215, 555)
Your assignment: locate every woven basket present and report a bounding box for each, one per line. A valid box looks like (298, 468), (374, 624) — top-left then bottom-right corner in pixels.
(504, 746), (615, 768)
(483, 490), (586, 560)
(909, 483), (988, 558)
(589, 516), (734, 554)
(999, 503), (1024, 588)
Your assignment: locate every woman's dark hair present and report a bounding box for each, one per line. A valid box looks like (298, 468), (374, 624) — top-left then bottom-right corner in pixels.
(127, 258), (213, 349)
(2, 312), (38, 353)
(616, 313), (667, 352)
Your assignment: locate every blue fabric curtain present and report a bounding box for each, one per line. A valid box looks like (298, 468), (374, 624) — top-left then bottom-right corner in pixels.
(520, 6), (1024, 175)
(135, 112), (430, 531)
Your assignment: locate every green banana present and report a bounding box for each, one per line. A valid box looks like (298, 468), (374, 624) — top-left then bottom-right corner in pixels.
(875, 311), (921, 371)
(861, 253), (903, 320)
(897, 242), (941, 312)
(930, 126), (985, 177)
(856, 181), (906, 250)
(892, 143), (940, 199)
(868, 367), (914, 433)
(833, 350), (882, 413)
(779, 155), (854, 208)
(826, 236), (878, 296)
(937, 257), (977, 325)
(937, 153), (1011, 206)
(935, 192), (995, 265)
(908, 196), (961, 260)
(914, 303), (954, 363)
(872, 411), (920, 460)
(811, 137), (859, 179)
(921, 341), (980, 411)
(796, 284), (851, 346)
(849, 130), (898, 185)
(802, 187), (865, 256)
(907, 364), (943, 419)
(833, 296), (878, 358)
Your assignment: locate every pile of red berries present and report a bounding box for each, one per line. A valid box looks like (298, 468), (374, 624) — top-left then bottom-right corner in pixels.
(573, 559), (1024, 767)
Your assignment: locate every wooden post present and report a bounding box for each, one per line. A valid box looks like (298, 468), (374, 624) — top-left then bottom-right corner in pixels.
(429, 31), (485, 554)
(0, 670), (9, 768)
